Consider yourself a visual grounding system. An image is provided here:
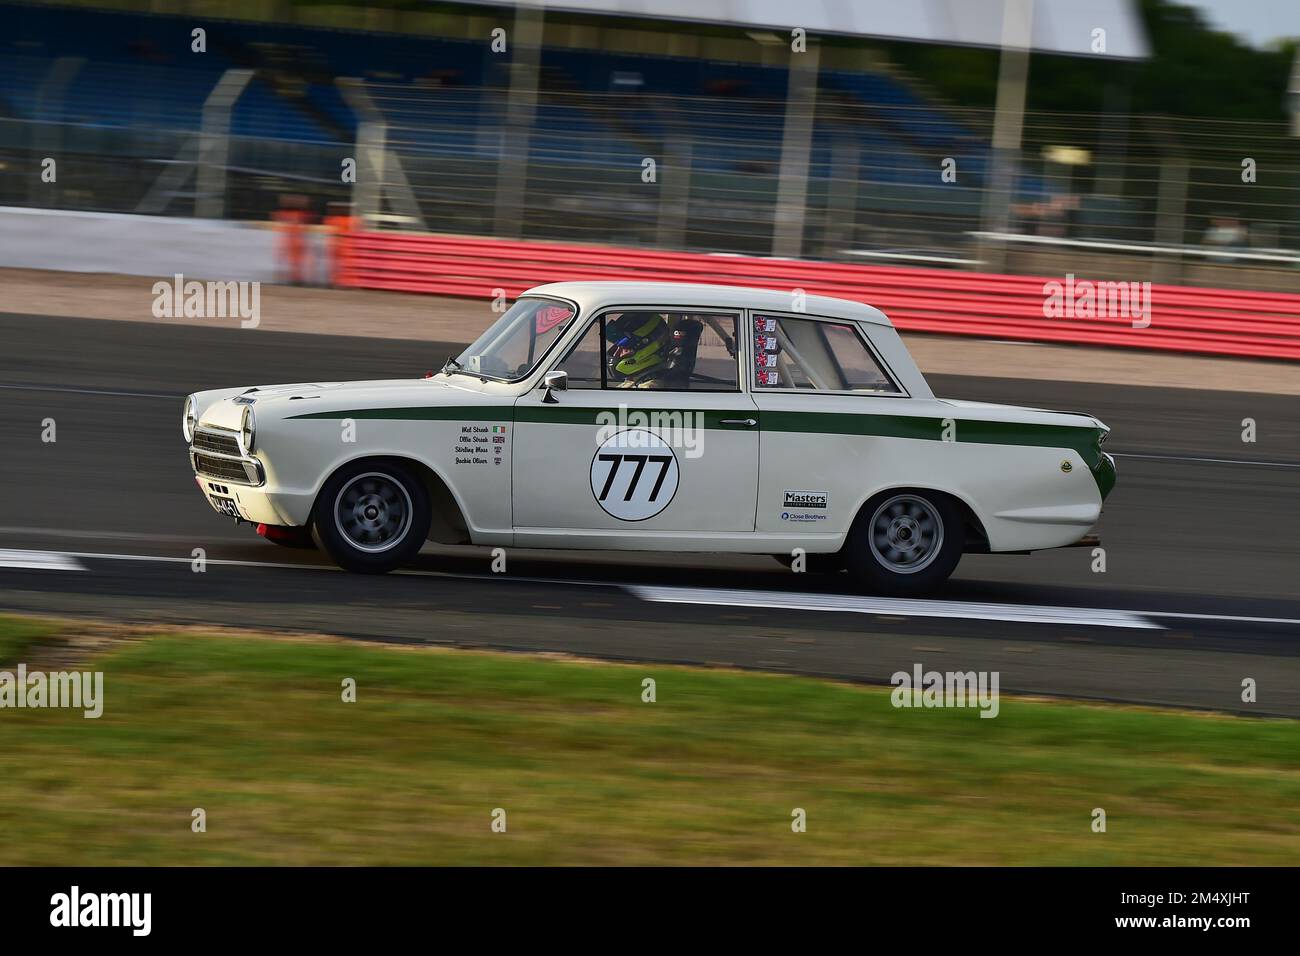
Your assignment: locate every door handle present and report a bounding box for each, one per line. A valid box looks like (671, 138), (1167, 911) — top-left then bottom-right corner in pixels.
(720, 418), (757, 427)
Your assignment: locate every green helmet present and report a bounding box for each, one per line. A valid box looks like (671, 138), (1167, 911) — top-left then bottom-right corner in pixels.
(607, 312), (670, 383)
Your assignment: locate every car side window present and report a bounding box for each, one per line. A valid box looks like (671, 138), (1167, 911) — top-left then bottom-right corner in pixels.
(554, 319), (604, 388)
(752, 314), (899, 393)
(556, 311), (741, 391)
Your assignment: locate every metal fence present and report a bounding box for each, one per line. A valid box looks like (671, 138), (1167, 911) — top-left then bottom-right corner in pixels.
(4, 56), (1300, 288)
(363, 83), (993, 258)
(355, 81), (1300, 286)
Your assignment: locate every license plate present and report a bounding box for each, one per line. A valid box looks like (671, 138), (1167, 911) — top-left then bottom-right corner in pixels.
(209, 495), (240, 518)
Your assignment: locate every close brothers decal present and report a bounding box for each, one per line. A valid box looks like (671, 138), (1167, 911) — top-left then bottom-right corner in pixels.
(781, 489), (829, 522)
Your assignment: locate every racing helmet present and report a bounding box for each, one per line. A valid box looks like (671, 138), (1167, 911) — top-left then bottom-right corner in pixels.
(606, 312), (670, 383)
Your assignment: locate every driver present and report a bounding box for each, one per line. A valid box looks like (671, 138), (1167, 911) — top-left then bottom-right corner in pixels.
(605, 312), (672, 388)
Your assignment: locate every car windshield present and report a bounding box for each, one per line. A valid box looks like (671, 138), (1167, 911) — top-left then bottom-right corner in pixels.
(450, 297), (578, 381)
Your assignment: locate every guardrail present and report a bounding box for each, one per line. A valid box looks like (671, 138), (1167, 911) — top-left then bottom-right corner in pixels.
(338, 232), (1300, 361)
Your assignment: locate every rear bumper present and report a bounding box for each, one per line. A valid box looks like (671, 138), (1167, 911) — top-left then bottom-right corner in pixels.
(984, 501), (1101, 552)
(1094, 452), (1117, 500)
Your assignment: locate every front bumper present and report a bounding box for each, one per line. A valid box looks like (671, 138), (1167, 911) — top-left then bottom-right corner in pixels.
(191, 474), (289, 525)
(189, 450), (313, 527)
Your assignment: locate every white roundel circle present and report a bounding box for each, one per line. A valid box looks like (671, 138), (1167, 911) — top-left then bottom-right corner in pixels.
(589, 429), (680, 522)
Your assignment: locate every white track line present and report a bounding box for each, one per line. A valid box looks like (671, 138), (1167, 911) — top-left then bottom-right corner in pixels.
(0, 549), (86, 571)
(628, 585), (1162, 629)
(1113, 452), (1300, 469)
(0, 525), (248, 543)
(3, 548), (1299, 631)
(628, 585), (1300, 629)
(61, 551), (322, 572)
(0, 383), (175, 399)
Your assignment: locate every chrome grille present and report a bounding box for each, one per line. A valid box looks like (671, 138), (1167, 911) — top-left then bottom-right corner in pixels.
(192, 453), (252, 483)
(192, 427), (241, 457)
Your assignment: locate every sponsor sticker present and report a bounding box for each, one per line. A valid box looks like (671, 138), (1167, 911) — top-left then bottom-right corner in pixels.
(534, 306), (573, 334)
(783, 490), (828, 509)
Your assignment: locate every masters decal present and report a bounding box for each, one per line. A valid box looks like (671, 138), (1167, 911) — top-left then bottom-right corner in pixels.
(783, 490), (828, 510)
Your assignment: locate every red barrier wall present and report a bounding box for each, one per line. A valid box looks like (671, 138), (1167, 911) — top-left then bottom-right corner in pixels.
(338, 232), (1300, 361)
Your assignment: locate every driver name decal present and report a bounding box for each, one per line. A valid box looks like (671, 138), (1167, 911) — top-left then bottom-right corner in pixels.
(453, 423), (508, 466)
(589, 429), (680, 521)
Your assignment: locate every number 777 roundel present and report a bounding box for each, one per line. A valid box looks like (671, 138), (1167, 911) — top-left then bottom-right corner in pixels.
(589, 429), (680, 521)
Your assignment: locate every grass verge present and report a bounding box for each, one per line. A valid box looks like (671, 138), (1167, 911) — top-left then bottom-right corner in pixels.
(0, 613), (1297, 865)
(0, 614), (62, 665)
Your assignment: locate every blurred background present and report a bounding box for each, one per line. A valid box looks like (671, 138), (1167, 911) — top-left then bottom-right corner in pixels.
(2, 2), (1299, 869)
(2, 0), (1300, 291)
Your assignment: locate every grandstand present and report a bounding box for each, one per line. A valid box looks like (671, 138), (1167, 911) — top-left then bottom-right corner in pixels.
(0, 4), (981, 172)
(5, 0), (1298, 288)
(0, 0), (1003, 250)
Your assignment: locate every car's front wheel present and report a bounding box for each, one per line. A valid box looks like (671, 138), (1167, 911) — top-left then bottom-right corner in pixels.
(845, 490), (963, 595)
(310, 461), (431, 573)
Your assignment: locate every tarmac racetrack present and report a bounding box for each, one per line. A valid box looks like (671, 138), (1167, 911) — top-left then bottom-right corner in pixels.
(2, 312), (1298, 715)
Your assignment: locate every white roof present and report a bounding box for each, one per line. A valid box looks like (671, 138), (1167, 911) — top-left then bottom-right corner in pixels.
(526, 281), (896, 328)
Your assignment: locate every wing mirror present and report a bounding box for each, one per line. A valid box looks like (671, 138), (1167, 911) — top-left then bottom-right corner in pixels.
(541, 370), (567, 404)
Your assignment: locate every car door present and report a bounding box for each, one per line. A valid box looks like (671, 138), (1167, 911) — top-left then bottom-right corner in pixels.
(512, 306), (760, 536)
(747, 310), (912, 535)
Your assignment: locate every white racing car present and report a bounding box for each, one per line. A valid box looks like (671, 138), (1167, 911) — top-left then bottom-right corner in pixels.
(183, 282), (1115, 594)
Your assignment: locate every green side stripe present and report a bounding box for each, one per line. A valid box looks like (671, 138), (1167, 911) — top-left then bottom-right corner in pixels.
(760, 410), (1091, 447)
(514, 407), (744, 428)
(289, 406), (742, 428)
(287, 406), (508, 422)
(286, 405), (1113, 498)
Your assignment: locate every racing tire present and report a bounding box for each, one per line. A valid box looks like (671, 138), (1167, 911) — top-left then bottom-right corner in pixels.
(310, 460), (431, 574)
(845, 490), (963, 596)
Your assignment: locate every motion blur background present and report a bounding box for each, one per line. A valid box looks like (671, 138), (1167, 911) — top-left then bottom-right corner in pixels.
(3, 0), (1300, 292)
(2, 1), (1299, 869)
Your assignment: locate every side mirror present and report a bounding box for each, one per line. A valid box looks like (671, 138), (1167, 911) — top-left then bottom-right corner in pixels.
(541, 370), (567, 404)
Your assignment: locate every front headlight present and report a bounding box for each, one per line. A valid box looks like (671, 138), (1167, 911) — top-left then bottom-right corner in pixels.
(182, 395), (197, 443)
(237, 405), (257, 456)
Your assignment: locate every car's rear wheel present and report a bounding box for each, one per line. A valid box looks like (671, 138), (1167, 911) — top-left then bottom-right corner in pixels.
(310, 461), (430, 573)
(845, 490), (963, 595)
